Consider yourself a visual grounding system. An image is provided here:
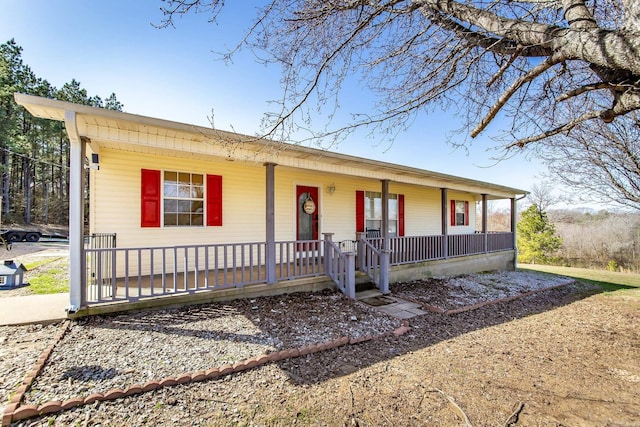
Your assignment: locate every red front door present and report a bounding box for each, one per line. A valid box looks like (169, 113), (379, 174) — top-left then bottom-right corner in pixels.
(296, 186), (319, 241)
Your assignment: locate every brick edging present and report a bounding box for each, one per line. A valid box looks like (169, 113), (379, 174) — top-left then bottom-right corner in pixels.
(396, 280), (575, 316)
(2, 320), (70, 426)
(442, 281), (575, 315)
(2, 322), (410, 425)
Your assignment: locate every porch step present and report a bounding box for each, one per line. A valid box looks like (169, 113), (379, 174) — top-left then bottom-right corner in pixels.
(355, 280), (376, 293)
(356, 289), (384, 300)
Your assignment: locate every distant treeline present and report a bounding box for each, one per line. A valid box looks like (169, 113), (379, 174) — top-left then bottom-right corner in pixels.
(485, 206), (640, 273)
(549, 209), (640, 273)
(0, 39), (122, 226)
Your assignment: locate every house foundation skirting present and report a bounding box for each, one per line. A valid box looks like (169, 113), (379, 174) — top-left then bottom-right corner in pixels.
(388, 251), (516, 284)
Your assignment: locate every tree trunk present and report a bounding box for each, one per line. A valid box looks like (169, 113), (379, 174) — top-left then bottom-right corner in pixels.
(44, 181), (49, 224)
(24, 157), (32, 224)
(3, 152), (10, 220)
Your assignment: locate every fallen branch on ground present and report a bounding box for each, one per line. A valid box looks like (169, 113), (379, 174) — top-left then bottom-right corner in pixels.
(504, 401), (525, 426)
(426, 388), (473, 426)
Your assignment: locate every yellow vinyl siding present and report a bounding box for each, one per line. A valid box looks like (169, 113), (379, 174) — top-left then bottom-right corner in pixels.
(92, 152), (478, 247)
(91, 148), (266, 248)
(447, 191), (476, 234)
(389, 184), (442, 236)
(277, 170), (362, 243)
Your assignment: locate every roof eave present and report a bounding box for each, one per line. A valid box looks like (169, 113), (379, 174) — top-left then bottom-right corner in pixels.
(14, 93), (529, 197)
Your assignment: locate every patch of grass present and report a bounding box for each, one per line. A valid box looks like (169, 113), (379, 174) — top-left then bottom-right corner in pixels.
(24, 257), (64, 270)
(296, 408), (312, 420)
(22, 256), (69, 294)
(28, 267), (69, 294)
(519, 264), (640, 296)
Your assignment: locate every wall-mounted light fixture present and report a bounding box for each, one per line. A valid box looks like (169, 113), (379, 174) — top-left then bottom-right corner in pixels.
(327, 183), (336, 194)
(90, 153), (100, 170)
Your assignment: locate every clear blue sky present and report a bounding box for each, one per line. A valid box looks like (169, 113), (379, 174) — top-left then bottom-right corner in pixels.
(1, 0), (547, 199)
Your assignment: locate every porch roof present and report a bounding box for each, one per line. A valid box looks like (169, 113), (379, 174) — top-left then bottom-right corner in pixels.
(15, 93), (527, 199)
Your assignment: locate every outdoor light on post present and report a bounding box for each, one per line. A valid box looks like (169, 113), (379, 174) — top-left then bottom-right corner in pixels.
(90, 153), (100, 170)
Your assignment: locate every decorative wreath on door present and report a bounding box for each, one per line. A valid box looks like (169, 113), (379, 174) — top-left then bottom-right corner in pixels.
(302, 193), (316, 214)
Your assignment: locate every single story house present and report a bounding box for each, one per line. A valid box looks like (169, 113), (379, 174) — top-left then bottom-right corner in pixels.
(15, 93), (527, 315)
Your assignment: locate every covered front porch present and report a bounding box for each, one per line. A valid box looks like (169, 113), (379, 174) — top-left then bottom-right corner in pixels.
(81, 164), (518, 309)
(83, 229), (515, 308)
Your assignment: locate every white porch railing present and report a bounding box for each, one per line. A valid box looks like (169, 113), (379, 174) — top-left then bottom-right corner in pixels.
(324, 234), (356, 298)
(357, 238), (390, 294)
(487, 232), (514, 252)
(84, 240), (326, 305)
(83, 232), (514, 306)
(448, 234), (485, 257)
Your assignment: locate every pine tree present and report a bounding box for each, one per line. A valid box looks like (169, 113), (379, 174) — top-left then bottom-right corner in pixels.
(0, 39), (123, 225)
(517, 204), (562, 264)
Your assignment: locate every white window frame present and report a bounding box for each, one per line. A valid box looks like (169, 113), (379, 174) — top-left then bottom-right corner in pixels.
(365, 191), (398, 237)
(454, 200), (467, 226)
(162, 170), (205, 227)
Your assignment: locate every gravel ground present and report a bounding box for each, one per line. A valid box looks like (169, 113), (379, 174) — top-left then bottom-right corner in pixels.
(392, 270), (573, 311)
(0, 324), (55, 413)
(2, 270), (639, 426)
(20, 290), (400, 406)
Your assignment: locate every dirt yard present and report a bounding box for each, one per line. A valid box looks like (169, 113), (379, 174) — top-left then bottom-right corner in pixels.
(0, 259), (638, 425)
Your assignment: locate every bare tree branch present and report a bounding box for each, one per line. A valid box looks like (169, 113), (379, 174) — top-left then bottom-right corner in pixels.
(156, 0), (640, 209)
(556, 82), (633, 102)
(508, 109), (604, 148)
(472, 54), (564, 137)
(487, 47), (524, 88)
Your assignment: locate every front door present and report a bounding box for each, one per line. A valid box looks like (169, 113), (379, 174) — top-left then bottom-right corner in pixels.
(296, 185), (319, 242)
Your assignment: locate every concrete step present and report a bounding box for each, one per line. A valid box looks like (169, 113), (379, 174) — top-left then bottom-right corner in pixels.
(356, 289), (383, 300)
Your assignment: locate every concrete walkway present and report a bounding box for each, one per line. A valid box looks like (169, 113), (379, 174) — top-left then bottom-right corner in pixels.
(0, 293), (69, 326)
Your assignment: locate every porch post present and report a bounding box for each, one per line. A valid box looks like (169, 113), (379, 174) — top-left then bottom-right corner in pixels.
(511, 196), (517, 251)
(323, 233), (334, 276)
(379, 249), (390, 294)
(265, 163), (277, 284)
(482, 194), (488, 253)
(65, 111), (86, 312)
(356, 231), (366, 271)
(381, 179), (389, 250)
(441, 188), (448, 259)
(345, 252), (356, 299)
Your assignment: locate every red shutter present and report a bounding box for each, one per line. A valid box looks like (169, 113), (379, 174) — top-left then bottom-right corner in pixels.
(450, 200), (455, 226)
(141, 169), (161, 227)
(398, 194), (405, 237)
(207, 174), (223, 226)
(356, 190), (365, 233)
(464, 201), (469, 226)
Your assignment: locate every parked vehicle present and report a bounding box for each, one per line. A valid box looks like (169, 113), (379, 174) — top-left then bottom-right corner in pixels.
(0, 229), (42, 243)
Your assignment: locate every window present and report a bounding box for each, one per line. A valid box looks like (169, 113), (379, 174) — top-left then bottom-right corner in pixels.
(141, 169), (222, 228)
(450, 200), (469, 226)
(163, 171), (204, 226)
(355, 191), (404, 237)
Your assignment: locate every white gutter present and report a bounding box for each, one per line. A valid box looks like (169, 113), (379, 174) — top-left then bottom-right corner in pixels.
(512, 193), (528, 269)
(64, 110), (85, 313)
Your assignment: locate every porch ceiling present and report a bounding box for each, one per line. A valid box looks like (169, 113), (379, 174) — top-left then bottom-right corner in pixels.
(15, 93), (527, 199)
